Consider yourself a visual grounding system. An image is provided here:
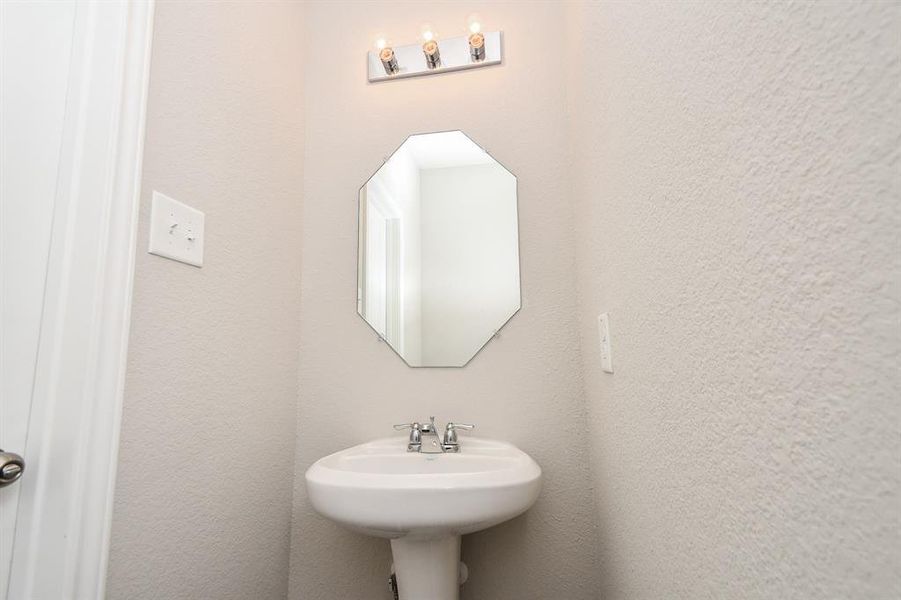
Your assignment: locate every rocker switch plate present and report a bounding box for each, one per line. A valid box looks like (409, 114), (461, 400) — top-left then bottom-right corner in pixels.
(598, 313), (613, 373)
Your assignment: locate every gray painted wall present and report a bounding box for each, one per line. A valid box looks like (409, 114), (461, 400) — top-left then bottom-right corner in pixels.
(289, 2), (601, 599)
(107, 1), (900, 599)
(107, 2), (306, 598)
(566, 1), (901, 598)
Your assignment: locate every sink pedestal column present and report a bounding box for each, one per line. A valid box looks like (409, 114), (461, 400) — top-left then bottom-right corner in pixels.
(390, 535), (461, 600)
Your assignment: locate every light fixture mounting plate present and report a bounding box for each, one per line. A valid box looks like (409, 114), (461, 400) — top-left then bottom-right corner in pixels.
(367, 31), (503, 82)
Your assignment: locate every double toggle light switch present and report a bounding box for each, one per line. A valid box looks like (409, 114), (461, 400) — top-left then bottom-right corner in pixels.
(148, 191), (205, 267)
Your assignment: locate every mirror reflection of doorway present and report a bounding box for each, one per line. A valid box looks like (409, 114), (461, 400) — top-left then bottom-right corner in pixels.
(360, 185), (403, 351)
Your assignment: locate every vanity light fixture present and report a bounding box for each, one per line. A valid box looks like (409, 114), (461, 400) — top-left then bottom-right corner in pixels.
(420, 25), (441, 69)
(366, 20), (503, 82)
(375, 37), (399, 75)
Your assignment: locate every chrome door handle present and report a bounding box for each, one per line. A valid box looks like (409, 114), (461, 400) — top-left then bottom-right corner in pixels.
(0, 449), (25, 488)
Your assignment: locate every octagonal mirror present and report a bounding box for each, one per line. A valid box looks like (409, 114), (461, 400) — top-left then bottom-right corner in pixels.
(357, 130), (520, 367)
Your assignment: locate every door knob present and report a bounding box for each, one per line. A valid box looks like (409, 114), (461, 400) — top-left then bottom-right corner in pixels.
(0, 449), (25, 488)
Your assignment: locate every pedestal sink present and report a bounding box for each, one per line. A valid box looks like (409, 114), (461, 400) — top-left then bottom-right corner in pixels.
(305, 436), (541, 600)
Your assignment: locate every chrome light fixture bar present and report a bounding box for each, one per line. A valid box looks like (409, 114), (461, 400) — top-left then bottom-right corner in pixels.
(367, 31), (503, 82)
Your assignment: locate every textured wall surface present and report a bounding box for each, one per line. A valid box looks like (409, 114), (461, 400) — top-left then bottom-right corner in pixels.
(565, 1), (901, 598)
(106, 1), (900, 599)
(107, 2), (306, 599)
(289, 2), (600, 599)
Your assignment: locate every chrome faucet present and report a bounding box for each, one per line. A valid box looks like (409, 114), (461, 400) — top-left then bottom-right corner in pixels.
(419, 416), (444, 454)
(394, 417), (474, 453)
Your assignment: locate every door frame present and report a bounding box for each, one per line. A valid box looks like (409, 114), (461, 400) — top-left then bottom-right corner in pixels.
(384, 217), (403, 351)
(6, 1), (154, 598)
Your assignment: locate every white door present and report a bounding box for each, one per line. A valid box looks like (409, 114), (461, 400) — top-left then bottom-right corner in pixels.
(364, 190), (403, 349)
(366, 202), (390, 338)
(384, 218), (402, 350)
(0, 1), (153, 598)
(1, 2), (79, 592)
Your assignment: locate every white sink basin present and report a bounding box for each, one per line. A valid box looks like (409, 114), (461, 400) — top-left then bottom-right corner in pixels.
(305, 436), (541, 599)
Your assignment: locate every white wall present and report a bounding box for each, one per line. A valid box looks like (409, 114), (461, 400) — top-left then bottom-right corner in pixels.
(106, 2), (306, 599)
(290, 2), (600, 599)
(566, 1), (901, 598)
(420, 164), (519, 366)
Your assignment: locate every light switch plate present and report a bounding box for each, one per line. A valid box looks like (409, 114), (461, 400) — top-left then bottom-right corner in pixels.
(148, 191), (204, 267)
(598, 313), (613, 373)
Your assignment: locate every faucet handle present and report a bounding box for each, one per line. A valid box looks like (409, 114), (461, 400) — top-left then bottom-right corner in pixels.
(446, 422), (474, 431)
(443, 422), (475, 451)
(394, 422), (422, 452)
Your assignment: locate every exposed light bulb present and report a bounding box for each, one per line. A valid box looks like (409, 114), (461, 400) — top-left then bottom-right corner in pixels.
(420, 23), (440, 69)
(466, 14), (485, 62)
(468, 31), (485, 62)
(379, 45), (399, 75)
(375, 37), (387, 50)
(422, 39), (440, 68)
(466, 13), (482, 34)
